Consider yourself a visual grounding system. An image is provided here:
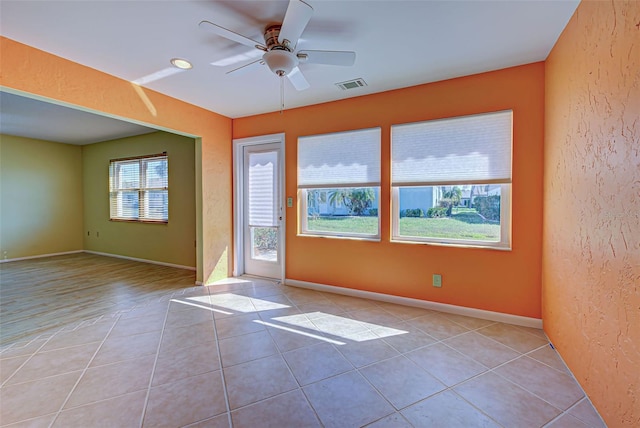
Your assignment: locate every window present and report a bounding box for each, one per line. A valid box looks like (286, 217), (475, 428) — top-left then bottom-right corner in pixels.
(298, 128), (381, 239)
(109, 153), (168, 223)
(391, 111), (512, 248)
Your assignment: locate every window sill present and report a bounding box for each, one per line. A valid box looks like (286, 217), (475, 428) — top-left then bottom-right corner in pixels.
(298, 232), (380, 242)
(391, 238), (511, 251)
(110, 219), (168, 225)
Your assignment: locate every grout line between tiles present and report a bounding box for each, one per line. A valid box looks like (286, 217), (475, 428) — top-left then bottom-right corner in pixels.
(207, 287), (233, 428)
(138, 300), (171, 428)
(48, 317), (119, 428)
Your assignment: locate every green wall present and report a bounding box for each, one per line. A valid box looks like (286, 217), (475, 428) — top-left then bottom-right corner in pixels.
(0, 134), (83, 259)
(82, 132), (196, 268)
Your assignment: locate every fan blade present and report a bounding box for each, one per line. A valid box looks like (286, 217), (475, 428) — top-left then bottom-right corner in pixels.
(298, 50), (356, 66)
(278, 0), (313, 49)
(287, 66), (310, 91)
(199, 20), (266, 50)
(226, 58), (263, 75)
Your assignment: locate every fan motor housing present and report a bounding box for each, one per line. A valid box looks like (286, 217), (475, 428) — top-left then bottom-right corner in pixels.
(264, 25), (288, 51)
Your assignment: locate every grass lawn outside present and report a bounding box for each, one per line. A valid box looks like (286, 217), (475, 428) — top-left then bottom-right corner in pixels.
(307, 210), (500, 241)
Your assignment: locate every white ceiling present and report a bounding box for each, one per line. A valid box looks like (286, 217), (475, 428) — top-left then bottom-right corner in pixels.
(0, 0), (579, 142)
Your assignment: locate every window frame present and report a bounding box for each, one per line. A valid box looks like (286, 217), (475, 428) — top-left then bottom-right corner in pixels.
(391, 184), (511, 249)
(390, 110), (513, 249)
(297, 128), (381, 240)
(299, 187), (381, 240)
(109, 152), (169, 224)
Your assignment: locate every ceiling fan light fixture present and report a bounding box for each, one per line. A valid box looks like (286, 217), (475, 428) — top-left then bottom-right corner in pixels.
(263, 50), (298, 76)
(170, 58), (193, 70)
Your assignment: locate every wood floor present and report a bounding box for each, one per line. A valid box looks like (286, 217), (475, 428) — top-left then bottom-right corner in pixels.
(0, 253), (196, 345)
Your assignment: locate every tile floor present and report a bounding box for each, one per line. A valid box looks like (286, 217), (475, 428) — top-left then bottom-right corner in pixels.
(0, 277), (606, 427)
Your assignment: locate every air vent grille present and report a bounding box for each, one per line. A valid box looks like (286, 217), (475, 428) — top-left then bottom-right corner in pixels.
(335, 78), (367, 91)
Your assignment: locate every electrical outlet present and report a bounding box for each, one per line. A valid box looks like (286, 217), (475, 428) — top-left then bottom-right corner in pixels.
(287, 197), (293, 208)
(433, 274), (442, 288)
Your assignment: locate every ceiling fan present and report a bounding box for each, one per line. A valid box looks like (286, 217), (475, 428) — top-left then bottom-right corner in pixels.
(199, 0), (356, 91)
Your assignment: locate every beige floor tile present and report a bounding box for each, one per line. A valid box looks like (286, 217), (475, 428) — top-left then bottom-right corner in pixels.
(0, 339), (47, 359)
(495, 356), (584, 410)
(152, 340), (219, 386)
(53, 389), (146, 427)
(346, 307), (404, 327)
(143, 371), (227, 428)
(514, 324), (549, 340)
(337, 330), (400, 368)
(109, 313), (166, 337)
(6, 342), (99, 385)
(303, 371), (395, 428)
(401, 390), (500, 428)
(219, 330), (278, 367)
(454, 371), (561, 427)
(296, 301), (347, 319)
(207, 293), (257, 315)
(235, 283), (283, 299)
(406, 343), (487, 387)
(0, 354), (29, 384)
(119, 301), (169, 319)
(527, 344), (570, 373)
(65, 354), (155, 408)
(309, 313), (370, 341)
(281, 288), (331, 305)
(185, 413), (231, 428)
(567, 398), (606, 428)
(214, 314), (265, 339)
(252, 293), (296, 312)
(364, 412), (413, 428)
(231, 389), (321, 428)
(477, 322), (549, 353)
(159, 320), (216, 350)
(442, 313), (497, 330)
(374, 302), (435, 320)
(283, 342), (353, 386)
(40, 321), (114, 352)
(372, 322), (437, 354)
(164, 306), (214, 329)
(360, 355), (446, 410)
(90, 329), (161, 366)
(2, 413), (57, 428)
(407, 314), (470, 340)
(223, 355), (298, 410)
(256, 305), (303, 323)
(444, 331), (521, 368)
(325, 295), (378, 311)
(546, 413), (591, 428)
(265, 319), (331, 352)
(0, 371), (81, 425)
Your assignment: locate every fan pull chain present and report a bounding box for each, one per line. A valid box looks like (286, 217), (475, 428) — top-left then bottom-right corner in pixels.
(280, 75), (285, 114)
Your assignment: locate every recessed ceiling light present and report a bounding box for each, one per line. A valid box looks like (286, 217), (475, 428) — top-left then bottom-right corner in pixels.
(170, 58), (193, 70)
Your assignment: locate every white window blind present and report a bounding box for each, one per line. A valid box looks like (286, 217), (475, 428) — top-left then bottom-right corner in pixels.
(298, 128), (381, 188)
(248, 150), (278, 227)
(391, 110), (512, 186)
(109, 153), (168, 222)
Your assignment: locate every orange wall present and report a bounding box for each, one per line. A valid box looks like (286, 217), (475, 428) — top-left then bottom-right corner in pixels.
(543, 1), (640, 426)
(0, 37), (232, 283)
(235, 63), (545, 318)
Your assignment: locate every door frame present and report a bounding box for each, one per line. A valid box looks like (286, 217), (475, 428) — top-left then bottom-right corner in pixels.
(233, 133), (285, 281)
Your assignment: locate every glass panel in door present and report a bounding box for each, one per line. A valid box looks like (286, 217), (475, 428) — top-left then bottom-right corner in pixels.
(243, 144), (282, 278)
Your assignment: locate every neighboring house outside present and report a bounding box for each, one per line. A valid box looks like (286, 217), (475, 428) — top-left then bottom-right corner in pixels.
(308, 185), (501, 217)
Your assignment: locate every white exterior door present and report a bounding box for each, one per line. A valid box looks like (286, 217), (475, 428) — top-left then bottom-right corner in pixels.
(236, 139), (283, 279)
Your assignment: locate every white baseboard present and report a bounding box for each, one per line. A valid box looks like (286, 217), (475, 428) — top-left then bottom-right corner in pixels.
(0, 250), (84, 263)
(84, 251), (196, 271)
(285, 278), (543, 329)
